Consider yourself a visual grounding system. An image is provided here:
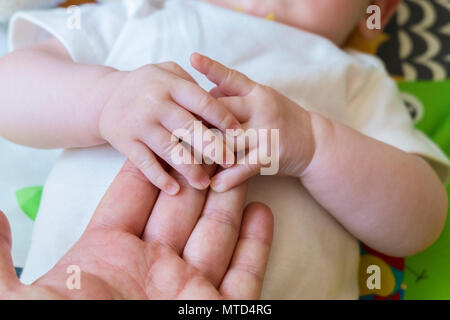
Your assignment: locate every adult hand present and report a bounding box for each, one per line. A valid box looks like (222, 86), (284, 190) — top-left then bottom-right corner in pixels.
(0, 161), (273, 299)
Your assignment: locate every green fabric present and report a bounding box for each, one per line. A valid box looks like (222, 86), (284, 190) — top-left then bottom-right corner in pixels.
(403, 184), (450, 299)
(16, 186), (43, 221)
(398, 80), (450, 299)
(399, 81), (450, 153)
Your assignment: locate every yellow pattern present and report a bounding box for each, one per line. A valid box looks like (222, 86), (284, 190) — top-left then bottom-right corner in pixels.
(346, 31), (390, 55)
(266, 13), (275, 21)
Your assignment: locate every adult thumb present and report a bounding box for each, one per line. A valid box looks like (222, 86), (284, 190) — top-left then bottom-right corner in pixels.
(0, 210), (20, 295)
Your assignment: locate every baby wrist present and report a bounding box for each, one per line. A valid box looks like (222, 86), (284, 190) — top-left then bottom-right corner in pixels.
(92, 69), (129, 142)
(297, 112), (333, 179)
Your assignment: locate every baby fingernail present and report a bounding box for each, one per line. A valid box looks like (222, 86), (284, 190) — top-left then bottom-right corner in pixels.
(232, 122), (242, 130)
(166, 183), (180, 195)
(211, 178), (225, 192)
(199, 175), (211, 189)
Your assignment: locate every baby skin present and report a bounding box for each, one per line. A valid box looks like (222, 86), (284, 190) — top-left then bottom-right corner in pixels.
(0, 0), (447, 259)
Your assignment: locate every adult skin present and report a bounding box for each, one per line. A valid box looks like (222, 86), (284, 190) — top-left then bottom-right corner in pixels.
(0, 161), (273, 299)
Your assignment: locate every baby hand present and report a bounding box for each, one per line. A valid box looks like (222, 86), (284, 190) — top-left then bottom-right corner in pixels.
(191, 53), (315, 192)
(98, 62), (240, 195)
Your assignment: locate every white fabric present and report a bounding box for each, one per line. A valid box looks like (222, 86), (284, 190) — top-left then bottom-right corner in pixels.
(0, 0), (64, 24)
(8, 0), (449, 298)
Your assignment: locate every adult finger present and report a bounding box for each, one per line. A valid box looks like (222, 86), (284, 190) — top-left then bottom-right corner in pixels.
(182, 181), (248, 287)
(220, 202), (273, 299)
(0, 210), (20, 294)
(191, 53), (257, 97)
(87, 161), (160, 236)
(142, 165), (216, 253)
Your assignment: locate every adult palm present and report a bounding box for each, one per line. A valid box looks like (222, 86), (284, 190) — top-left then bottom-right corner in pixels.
(0, 162), (273, 299)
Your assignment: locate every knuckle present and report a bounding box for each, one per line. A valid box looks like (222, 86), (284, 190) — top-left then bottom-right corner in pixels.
(219, 114), (236, 129)
(231, 261), (265, 283)
(201, 207), (240, 233)
(195, 94), (216, 119)
(151, 236), (180, 253)
(223, 68), (237, 86)
(185, 253), (217, 272)
(150, 167), (167, 187)
(133, 153), (157, 173)
(160, 139), (180, 158)
(181, 118), (196, 136)
(160, 61), (183, 73)
(257, 86), (280, 118)
(137, 64), (157, 75)
(166, 61), (181, 69)
(197, 93), (214, 111)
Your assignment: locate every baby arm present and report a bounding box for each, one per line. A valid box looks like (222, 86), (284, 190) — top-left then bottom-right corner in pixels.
(192, 53), (448, 257)
(301, 113), (447, 257)
(0, 39), (241, 194)
(0, 38), (114, 149)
